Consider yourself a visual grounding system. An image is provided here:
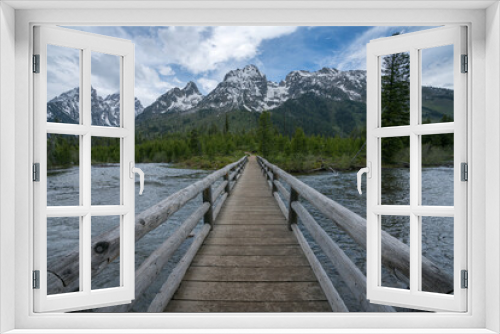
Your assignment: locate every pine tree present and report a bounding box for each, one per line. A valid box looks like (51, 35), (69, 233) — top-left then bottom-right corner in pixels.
(291, 128), (307, 156)
(189, 129), (201, 155)
(258, 111), (273, 158)
(225, 113), (229, 134)
(381, 33), (410, 164)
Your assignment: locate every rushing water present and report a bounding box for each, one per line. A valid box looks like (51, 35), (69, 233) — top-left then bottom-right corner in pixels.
(46, 163), (454, 312)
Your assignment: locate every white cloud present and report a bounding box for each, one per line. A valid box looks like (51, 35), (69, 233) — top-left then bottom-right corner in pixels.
(52, 26), (298, 106)
(421, 45), (454, 89)
(158, 65), (175, 76)
(324, 26), (432, 71)
(135, 64), (179, 106)
(91, 52), (121, 97)
(46, 45), (81, 100)
(158, 26), (298, 74)
(197, 77), (219, 93)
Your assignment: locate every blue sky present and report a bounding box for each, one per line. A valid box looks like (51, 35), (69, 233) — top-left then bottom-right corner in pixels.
(48, 26), (452, 107)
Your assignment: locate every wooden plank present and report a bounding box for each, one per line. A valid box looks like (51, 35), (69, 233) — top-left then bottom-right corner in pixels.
(217, 214), (286, 221)
(204, 237), (297, 245)
(165, 300), (331, 312)
(196, 245), (304, 256)
(212, 225), (289, 232)
(208, 230), (292, 238)
(173, 281), (328, 301)
(183, 267), (318, 282)
(191, 255), (309, 267)
(223, 201), (279, 206)
(214, 219), (287, 225)
(164, 156), (330, 312)
(220, 208), (283, 213)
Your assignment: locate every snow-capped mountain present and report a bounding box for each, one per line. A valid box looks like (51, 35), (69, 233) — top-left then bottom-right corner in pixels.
(142, 81), (203, 115)
(194, 65), (272, 112)
(192, 65), (366, 113)
(48, 65), (367, 125)
(47, 87), (144, 126)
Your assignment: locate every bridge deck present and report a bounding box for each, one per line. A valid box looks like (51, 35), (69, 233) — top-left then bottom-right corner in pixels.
(165, 156), (331, 312)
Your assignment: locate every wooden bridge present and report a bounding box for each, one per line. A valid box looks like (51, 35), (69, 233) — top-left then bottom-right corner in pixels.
(48, 155), (453, 312)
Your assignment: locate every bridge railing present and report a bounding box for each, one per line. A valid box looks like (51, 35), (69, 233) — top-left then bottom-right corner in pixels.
(47, 155), (248, 312)
(257, 156), (453, 312)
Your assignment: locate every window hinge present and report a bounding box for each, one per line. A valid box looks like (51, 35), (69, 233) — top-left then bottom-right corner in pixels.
(33, 270), (40, 289)
(33, 163), (40, 182)
(461, 162), (468, 182)
(461, 270), (468, 289)
(33, 54), (40, 73)
(461, 54), (468, 73)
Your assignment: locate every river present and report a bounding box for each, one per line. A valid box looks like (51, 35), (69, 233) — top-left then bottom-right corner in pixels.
(46, 163), (454, 312)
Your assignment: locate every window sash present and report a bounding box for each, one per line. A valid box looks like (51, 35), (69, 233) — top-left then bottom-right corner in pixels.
(366, 26), (468, 312)
(33, 25), (136, 313)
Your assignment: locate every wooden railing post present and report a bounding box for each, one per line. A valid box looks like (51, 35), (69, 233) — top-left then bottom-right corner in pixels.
(202, 186), (213, 229)
(272, 173), (278, 194)
(287, 187), (299, 231)
(224, 172), (231, 195)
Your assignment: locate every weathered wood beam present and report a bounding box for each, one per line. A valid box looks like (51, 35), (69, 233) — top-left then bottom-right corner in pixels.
(213, 193), (228, 222)
(212, 180), (228, 203)
(259, 156), (453, 294)
(96, 202), (210, 313)
(287, 188), (299, 231)
(273, 179), (290, 200)
(292, 201), (394, 312)
(202, 186), (214, 229)
(291, 224), (348, 312)
(47, 156), (246, 294)
(147, 223), (211, 312)
(273, 192), (288, 218)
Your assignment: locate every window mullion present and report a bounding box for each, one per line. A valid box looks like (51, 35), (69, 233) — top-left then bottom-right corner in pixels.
(81, 47), (92, 294)
(409, 47), (420, 294)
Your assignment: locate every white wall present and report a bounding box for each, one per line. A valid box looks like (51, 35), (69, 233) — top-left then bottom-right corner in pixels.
(0, 2), (16, 333)
(485, 2), (500, 333)
(3, 3), (497, 332)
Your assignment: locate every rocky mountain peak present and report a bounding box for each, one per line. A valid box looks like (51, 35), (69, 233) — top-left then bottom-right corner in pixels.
(141, 81), (204, 115)
(193, 65), (366, 113)
(223, 64), (266, 83)
(47, 87), (144, 126)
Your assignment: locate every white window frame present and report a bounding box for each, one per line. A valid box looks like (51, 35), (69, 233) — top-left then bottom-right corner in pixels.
(365, 26), (467, 312)
(33, 25), (136, 312)
(1, 1), (498, 333)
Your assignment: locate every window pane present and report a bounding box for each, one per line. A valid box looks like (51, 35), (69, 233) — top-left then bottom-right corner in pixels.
(421, 133), (454, 206)
(421, 216), (454, 294)
(91, 52), (121, 127)
(381, 215), (410, 289)
(381, 137), (410, 205)
(47, 134), (80, 206)
(47, 217), (80, 295)
(91, 137), (121, 206)
(91, 216), (121, 290)
(47, 44), (81, 124)
(381, 51), (410, 127)
(421, 45), (454, 124)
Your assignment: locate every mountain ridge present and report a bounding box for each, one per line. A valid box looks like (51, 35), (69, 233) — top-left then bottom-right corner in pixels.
(139, 65), (367, 117)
